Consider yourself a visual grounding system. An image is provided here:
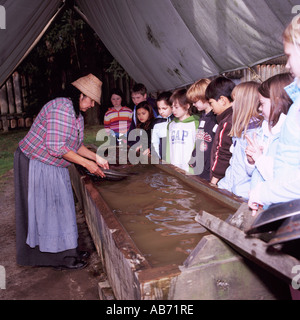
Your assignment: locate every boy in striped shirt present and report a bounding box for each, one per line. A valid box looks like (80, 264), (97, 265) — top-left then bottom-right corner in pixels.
(104, 89), (133, 142)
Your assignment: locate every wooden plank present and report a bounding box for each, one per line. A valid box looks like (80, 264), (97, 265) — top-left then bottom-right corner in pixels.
(18, 118), (25, 128)
(13, 72), (23, 114)
(227, 202), (261, 231)
(171, 235), (289, 300)
(10, 118), (17, 129)
(0, 85), (8, 115)
(25, 117), (33, 128)
(196, 210), (300, 283)
(1, 116), (8, 132)
(6, 79), (15, 115)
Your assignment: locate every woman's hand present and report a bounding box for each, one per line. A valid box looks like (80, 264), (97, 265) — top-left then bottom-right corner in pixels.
(85, 160), (106, 178)
(63, 149), (108, 178)
(96, 154), (109, 170)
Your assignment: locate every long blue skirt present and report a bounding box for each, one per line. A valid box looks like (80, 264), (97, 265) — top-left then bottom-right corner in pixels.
(26, 159), (78, 253)
(14, 147), (78, 266)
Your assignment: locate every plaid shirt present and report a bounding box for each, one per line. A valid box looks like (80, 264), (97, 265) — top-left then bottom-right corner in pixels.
(19, 98), (84, 167)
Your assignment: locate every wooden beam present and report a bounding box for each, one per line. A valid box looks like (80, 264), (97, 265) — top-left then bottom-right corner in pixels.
(13, 72), (23, 114)
(196, 210), (300, 283)
(6, 79), (15, 115)
(0, 85), (8, 115)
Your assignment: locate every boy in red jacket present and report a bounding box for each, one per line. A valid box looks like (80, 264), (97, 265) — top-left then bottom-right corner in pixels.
(205, 77), (236, 186)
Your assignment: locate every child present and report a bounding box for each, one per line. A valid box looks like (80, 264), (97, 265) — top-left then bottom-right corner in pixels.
(130, 83), (158, 126)
(104, 88), (133, 143)
(247, 71), (294, 212)
(128, 101), (155, 156)
(217, 81), (263, 198)
(246, 73), (293, 187)
(151, 91), (174, 160)
(166, 88), (199, 173)
(187, 78), (217, 181)
(205, 77), (236, 185)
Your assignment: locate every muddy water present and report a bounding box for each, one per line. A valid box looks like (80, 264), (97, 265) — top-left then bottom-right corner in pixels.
(95, 165), (235, 267)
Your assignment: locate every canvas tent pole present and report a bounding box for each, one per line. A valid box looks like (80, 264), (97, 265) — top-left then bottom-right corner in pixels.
(73, 4), (90, 29)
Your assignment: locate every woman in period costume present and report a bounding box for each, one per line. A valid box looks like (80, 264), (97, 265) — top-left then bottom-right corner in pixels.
(14, 74), (108, 269)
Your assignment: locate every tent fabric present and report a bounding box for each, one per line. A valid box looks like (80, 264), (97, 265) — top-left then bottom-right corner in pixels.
(76, 0), (298, 92)
(0, 0), (63, 86)
(0, 0), (299, 91)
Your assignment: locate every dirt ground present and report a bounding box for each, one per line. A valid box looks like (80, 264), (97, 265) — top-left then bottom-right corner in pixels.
(0, 169), (107, 300)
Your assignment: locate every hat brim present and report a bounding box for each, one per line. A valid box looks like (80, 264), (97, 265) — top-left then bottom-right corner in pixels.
(72, 74), (102, 105)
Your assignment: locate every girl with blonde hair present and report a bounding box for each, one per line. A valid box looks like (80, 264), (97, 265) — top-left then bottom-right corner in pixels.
(218, 81), (262, 198)
(230, 82), (262, 138)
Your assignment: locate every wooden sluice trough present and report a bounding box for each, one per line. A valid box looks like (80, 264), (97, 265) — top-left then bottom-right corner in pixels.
(69, 154), (293, 300)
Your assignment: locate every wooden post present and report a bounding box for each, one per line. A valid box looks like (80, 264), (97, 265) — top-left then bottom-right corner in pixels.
(0, 85), (8, 115)
(10, 118), (17, 129)
(20, 75), (28, 110)
(25, 117), (33, 128)
(1, 116), (9, 132)
(13, 72), (23, 114)
(6, 78), (15, 115)
(18, 118), (25, 128)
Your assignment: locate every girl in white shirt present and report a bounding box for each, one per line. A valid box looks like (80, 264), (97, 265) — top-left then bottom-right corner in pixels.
(151, 91), (174, 160)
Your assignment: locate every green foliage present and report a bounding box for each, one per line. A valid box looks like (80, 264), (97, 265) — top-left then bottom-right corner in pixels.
(106, 59), (129, 81)
(84, 125), (105, 146)
(45, 10), (85, 53)
(0, 129), (29, 177)
(0, 125), (103, 177)
(17, 8), (114, 116)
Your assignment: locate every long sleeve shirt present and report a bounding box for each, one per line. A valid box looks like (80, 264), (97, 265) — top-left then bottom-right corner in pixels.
(249, 79), (300, 207)
(210, 107), (233, 180)
(151, 114), (174, 159)
(190, 110), (217, 181)
(104, 106), (133, 135)
(19, 98), (84, 167)
(218, 117), (261, 199)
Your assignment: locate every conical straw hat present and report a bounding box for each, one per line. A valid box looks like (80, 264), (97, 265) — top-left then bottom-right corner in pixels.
(72, 74), (102, 104)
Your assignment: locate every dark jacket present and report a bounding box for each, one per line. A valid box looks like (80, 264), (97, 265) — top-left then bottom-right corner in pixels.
(127, 120), (155, 150)
(189, 110), (217, 181)
(210, 107), (233, 180)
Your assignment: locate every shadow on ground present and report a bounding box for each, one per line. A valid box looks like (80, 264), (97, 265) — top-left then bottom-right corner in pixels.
(0, 169), (106, 300)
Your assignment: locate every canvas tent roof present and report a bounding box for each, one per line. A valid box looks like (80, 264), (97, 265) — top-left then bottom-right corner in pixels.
(0, 0), (298, 92)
